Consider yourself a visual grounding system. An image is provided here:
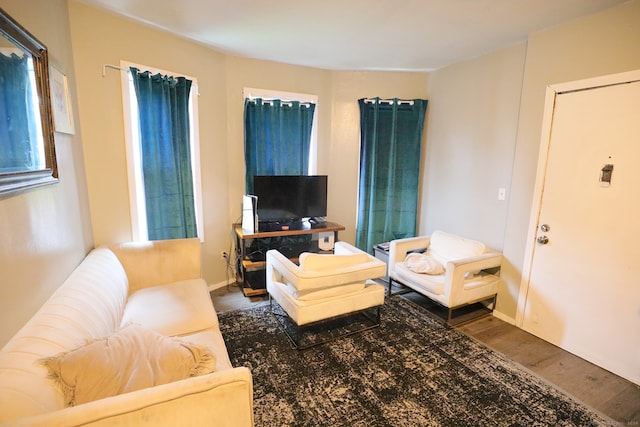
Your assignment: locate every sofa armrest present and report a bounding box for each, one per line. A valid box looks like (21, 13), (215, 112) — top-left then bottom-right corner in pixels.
(4, 367), (253, 427)
(444, 252), (502, 303)
(446, 252), (503, 277)
(388, 236), (430, 278)
(107, 238), (201, 293)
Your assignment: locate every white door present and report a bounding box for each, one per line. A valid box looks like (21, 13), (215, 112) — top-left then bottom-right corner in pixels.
(520, 73), (640, 385)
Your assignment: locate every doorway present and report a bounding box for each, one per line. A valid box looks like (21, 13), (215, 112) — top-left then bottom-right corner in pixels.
(517, 70), (640, 385)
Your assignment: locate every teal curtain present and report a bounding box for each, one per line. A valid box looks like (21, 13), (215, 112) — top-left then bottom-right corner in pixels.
(0, 53), (41, 172)
(356, 98), (428, 252)
(244, 98), (316, 193)
(130, 67), (196, 240)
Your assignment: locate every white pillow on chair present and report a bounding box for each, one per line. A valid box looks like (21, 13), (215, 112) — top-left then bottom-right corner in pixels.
(404, 253), (445, 275)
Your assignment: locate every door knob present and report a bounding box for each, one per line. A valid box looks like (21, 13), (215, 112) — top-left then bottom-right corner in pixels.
(540, 224), (550, 232)
(537, 235), (549, 245)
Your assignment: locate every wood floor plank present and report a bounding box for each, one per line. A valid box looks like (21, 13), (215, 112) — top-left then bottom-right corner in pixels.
(458, 312), (640, 424)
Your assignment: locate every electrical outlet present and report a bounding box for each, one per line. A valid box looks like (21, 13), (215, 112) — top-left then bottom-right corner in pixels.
(221, 251), (228, 260)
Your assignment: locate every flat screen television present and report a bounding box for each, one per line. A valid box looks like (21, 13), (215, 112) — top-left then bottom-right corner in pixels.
(253, 175), (328, 223)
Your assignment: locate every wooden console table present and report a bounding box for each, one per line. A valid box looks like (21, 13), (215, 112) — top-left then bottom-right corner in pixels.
(233, 221), (345, 296)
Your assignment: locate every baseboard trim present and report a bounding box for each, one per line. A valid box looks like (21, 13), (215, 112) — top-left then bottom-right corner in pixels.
(208, 281), (231, 292)
(492, 309), (516, 325)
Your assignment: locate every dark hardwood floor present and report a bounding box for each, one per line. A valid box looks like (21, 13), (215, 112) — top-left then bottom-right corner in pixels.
(212, 284), (640, 425)
(459, 313), (640, 425)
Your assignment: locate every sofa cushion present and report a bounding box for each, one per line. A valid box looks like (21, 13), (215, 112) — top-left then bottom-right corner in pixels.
(299, 252), (370, 271)
(121, 278), (218, 337)
(395, 263), (446, 295)
(429, 230), (485, 266)
(41, 324), (216, 407)
(178, 330), (233, 371)
(404, 253), (445, 275)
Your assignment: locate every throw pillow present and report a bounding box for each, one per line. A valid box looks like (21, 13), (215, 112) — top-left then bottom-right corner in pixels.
(41, 324), (216, 406)
(404, 253), (445, 275)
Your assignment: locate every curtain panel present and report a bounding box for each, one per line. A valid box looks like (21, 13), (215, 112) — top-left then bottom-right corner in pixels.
(356, 98), (428, 252)
(244, 98), (315, 194)
(130, 67), (196, 240)
(0, 53), (41, 172)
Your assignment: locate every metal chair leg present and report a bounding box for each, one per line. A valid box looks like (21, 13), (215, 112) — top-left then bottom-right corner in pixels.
(269, 297), (382, 350)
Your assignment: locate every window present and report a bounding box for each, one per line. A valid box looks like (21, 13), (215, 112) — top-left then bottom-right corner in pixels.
(120, 61), (204, 241)
(243, 88), (317, 194)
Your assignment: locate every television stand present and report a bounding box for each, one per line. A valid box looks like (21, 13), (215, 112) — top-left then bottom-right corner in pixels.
(258, 219), (305, 232)
(233, 221), (345, 297)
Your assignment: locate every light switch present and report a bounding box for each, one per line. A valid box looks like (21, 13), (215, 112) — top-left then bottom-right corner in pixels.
(600, 164), (613, 187)
(498, 187), (506, 201)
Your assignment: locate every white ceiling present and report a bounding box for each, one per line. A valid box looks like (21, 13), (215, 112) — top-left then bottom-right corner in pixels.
(78, 0), (627, 71)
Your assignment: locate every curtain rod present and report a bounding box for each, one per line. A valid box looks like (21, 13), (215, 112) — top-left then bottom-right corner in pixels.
(102, 63), (200, 95)
(246, 98), (314, 107)
(102, 63), (130, 77)
(363, 98), (415, 105)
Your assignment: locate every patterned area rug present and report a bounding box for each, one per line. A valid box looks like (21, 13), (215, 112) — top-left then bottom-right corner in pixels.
(218, 296), (611, 427)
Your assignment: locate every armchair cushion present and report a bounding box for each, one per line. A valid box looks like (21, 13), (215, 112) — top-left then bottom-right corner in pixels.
(404, 253), (445, 275)
(395, 263), (446, 295)
(299, 252), (369, 271)
(429, 230), (486, 266)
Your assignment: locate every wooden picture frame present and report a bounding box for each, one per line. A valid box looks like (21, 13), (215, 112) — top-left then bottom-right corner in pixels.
(0, 7), (58, 196)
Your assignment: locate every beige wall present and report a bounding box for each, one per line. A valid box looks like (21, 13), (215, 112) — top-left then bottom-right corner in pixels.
(501, 0), (640, 320)
(422, 0), (640, 321)
(0, 0), (93, 345)
(224, 63), (429, 246)
(223, 56), (333, 230)
(2, 0), (637, 346)
(421, 43), (526, 249)
(328, 71), (429, 244)
(420, 43), (527, 318)
(68, 1), (230, 283)
(69, 2), (429, 287)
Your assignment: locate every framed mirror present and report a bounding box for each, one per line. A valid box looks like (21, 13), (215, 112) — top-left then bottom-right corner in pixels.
(0, 7), (57, 196)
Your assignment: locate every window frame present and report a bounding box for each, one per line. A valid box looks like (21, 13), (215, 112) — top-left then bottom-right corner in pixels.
(120, 60), (204, 241)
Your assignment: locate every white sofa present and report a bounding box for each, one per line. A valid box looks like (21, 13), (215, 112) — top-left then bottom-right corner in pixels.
(0, 238), (254, 427)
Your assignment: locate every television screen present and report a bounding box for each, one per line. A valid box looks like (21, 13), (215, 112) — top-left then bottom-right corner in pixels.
(253, 175), (327, 222)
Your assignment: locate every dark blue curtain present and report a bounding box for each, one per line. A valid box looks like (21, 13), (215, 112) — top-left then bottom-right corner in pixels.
(356, 98), (428, 252)
(130, 67), (196, 240)
(0, 53), (41, 172)
(244, 98), (316, 194)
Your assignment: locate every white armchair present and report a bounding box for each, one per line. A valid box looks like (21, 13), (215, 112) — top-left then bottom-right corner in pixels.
(388, 230), (502, 325)
(266, 241), (386, 348)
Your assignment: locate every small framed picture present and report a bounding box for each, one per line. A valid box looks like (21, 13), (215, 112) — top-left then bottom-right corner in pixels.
(50, 65), (74, 134)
